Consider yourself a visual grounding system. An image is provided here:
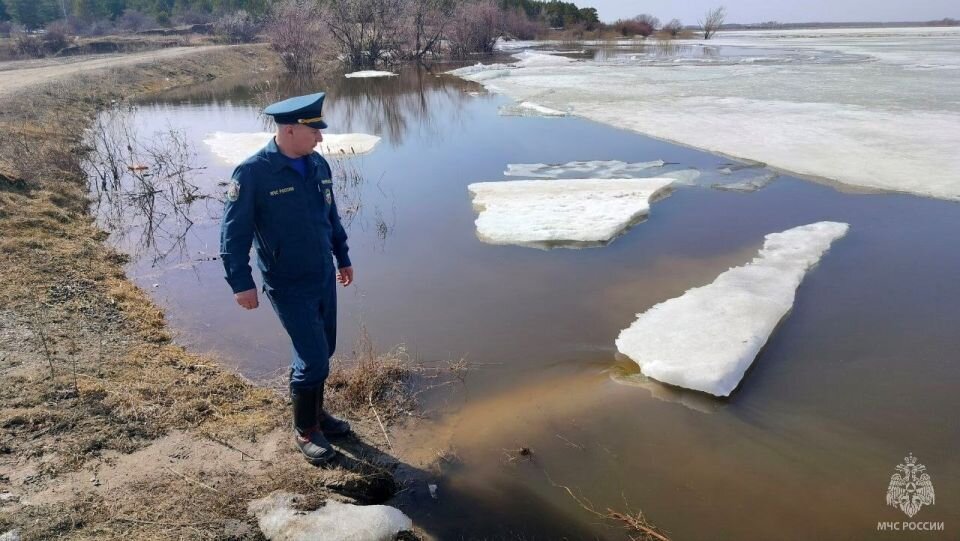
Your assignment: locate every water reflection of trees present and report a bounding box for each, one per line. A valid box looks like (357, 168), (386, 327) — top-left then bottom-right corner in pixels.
(85, 107), (209, 267)
(252, 63), (480, 145)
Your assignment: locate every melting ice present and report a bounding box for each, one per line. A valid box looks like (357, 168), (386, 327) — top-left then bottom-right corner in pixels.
(450, 28), (960, 201)
(505, 159), (665, 178)
(468, 177), (673, 249)
(203, 132), (381, 166)
(615, 221), (849, 397)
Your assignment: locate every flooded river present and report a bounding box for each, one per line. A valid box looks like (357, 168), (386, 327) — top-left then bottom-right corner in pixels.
(92, 51), (959, 539)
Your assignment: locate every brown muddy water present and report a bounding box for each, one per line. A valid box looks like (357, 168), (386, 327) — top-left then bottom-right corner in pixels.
(88, 62), (960, 540)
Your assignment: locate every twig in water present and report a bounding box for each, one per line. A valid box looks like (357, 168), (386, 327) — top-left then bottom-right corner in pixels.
(544, 471), (671, 541)
(368, 391), (393, 452)
(556, 434), (585, 450)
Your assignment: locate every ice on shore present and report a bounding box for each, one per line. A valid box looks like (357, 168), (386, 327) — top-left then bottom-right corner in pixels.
(203, 132), (381, 165)
(248, 492), (412, 541)
(616, 221), (849, 397)
(344, 70), (397, 78)
(468, 177), (673, 248)
(448, 30), (960, 201)
(499, 101), (568, 117)
(505, 159), (665, 179)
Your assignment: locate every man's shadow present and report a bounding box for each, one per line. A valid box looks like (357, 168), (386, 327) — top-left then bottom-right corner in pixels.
(328, 433), (614, 540)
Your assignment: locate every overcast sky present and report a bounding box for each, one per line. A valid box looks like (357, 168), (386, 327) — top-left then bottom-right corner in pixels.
(592, 0), (959, 24)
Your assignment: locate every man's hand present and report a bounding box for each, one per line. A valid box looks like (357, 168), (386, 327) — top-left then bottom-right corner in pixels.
(337, 266), (354, 287)
(235, 288), (259, 310)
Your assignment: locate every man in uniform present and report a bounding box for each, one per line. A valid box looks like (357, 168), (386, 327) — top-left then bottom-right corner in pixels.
(220, 92), (353, 465)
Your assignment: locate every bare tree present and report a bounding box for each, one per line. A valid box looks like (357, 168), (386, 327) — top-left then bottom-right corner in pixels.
(699, 6), (725, 39)
(633, 14), (659, 30)
(402, 0), (456, 62)
(323, 0), (407, 67)
(265, 0), (328, 73)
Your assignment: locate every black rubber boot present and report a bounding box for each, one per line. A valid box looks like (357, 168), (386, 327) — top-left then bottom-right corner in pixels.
(317, 385), (352, 438)
(291, 386), (336, 465)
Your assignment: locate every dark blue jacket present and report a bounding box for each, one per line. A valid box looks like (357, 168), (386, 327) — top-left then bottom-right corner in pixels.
(220, 138), (351, 294)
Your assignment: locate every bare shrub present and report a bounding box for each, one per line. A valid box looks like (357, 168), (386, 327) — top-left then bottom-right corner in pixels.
(265, 0), (328, 73)
(213, 10), (259, 43)
(0, 21), (14, 38)
(699, 6), (726, 39)
(13, 30), (45, 58)
(662, 18), (682, 37)
(612, 18), (653, 37)
(42, 20), (72, 52)
(116, 9), (158, 33)
(448, 0), (502, 57)
(323, 0), (406, 67)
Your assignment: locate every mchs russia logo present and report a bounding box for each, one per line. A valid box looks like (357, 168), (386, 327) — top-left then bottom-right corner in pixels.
(877, 453), (943, 533)
(886, 453), (935, 517)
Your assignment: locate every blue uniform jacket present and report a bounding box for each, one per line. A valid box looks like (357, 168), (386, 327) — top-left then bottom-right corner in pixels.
(219, 138), (351, 294)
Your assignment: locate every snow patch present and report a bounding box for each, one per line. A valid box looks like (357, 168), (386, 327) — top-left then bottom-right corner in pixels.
(248, 492), (412, 541)
(468, 177), (673, 249)
(203, 132), (381, 165)
(505, 160), (665, 179)
(616, 221), (849, 397)
(344, 70), (397, 78)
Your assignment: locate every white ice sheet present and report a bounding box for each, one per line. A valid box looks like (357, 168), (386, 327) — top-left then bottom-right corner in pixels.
(468, 177), (673, 248)
(615, 221), (849, 397)
(203, 132), (381, 165)
(448, 30), (960, 201)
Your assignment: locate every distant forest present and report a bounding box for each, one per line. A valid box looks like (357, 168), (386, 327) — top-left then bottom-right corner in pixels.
(0, 0), (598, 30)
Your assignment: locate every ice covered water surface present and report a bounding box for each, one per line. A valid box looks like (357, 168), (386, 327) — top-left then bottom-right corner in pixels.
(615, 221), (849, 397)
(504, 160), (665, 178)
(448, 29), (960, 201)
(203, 132), (381, 165)
(467, 177), (672, 249)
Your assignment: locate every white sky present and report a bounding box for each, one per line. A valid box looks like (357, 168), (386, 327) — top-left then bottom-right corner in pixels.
(591, 0), (959, 24)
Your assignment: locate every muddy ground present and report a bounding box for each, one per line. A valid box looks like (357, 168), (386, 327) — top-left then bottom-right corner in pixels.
(0, 44), (434, 540)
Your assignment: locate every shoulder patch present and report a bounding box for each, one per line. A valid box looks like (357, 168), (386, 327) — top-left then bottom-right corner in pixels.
(226, 180), (241, 202)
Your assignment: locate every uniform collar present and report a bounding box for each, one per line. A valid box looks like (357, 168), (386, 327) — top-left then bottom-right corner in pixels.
(264, 137), (316, 177)
(264, 137), (289, 173)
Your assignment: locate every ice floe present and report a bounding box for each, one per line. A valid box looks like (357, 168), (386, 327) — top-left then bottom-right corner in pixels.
(248, 491), (412, 541)
(498, 101), (568, 117)
(448, 30), (960, 201)
(203, 132), (381, 165)
(505, 160), (665, 179)
(344, 70), (397, 78)
(615, 221), (849, 397)
(468, 177), (673, 248)
(713, 172), (779, 193)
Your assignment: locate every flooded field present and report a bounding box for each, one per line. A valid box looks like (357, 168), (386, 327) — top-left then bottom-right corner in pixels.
(89, 44), (960, 539)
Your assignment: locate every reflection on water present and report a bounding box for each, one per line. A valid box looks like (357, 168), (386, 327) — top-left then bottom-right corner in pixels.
(95, 61), (960, 540)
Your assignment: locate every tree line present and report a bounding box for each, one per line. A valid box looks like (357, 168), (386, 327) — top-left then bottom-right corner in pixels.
(0, 0), (595, 31)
